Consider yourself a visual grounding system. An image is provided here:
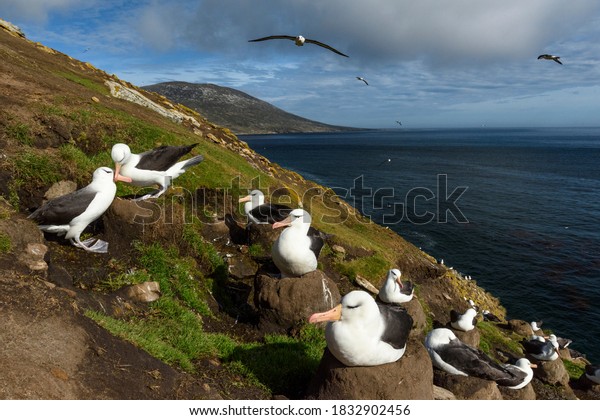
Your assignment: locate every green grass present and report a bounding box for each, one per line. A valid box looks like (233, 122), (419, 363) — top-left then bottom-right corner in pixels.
(563, 359), (585, 380)
(478, 321), (524, 358)
(6, 122), (33, 146)
(54, 71), (109, 95)
(224, 325), (326, 397)
(12, 150), (62, 186)
(0, 233), (12, 253)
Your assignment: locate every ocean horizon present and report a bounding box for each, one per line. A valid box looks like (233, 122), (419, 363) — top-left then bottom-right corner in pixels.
(242, 126), (600, 363)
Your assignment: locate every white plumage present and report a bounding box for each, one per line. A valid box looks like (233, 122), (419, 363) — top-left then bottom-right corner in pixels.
(309, 290), (412, 366)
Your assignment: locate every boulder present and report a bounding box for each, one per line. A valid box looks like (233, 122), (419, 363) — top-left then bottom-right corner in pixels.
(121, 281), (161, 303)
(453, 327), (481, 348)
(44, 180), (77, 201)
(307, 338), (433, 400)
(532, 357), (570, 386)
(433, 385), (456, 400)
(403, 298), (427, 338)
(507, 319), (534, 337)
(433, 371), (503, 400)
(254, 270), (340, 332)
(499, 383), (536, 400)
(227, 254), (258, 280)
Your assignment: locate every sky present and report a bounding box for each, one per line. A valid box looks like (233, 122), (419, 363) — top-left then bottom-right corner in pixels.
(2, 0), (600, 129)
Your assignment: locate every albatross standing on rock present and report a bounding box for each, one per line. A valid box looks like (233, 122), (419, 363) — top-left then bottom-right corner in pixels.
(271, 209), (323, 278)
(248, 35), (349, 57)
(425, 328), (533, 387)
(378, 268), (414, 304)
(521, 336), (558, 361)
(238, 190), (292, 224)
(309, 290), (413, 366)
(111, 143), (204, 200)
(28, 167), (116, 253)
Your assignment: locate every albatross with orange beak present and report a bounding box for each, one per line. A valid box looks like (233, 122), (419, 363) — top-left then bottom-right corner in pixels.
(110, 143), (203, 200)
(309, 290), (413, 366)
(271, 209), (322, 278)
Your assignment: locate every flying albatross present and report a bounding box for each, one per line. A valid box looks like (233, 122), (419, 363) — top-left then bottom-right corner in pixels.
(111, 143), (204, 200)
(425, 328), (535, 388)
(271, 209), (324, 278)
(238, 189), (292, 225)
(309, 290), (413, 366)
(28, 167), (117, 253)
(356, 76), (368, 85)
(537, 54), (562, 65)
(248, 35), (349, 57)
(378, 268), (414, 304)
(450, 307), (478, 332)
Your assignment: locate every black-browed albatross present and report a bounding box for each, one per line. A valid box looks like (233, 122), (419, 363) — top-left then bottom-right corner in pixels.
(111, 143), (204, 200)
(28, 167), (117, 253)
(450, 307), (478, 332)
(425, 328), (534, 387)
(271, 209), (323, 278)
(537, 54), (562, 65)
(309, 290), (413, 366)
(248, 35), (349, 57)
(378, 268), (414, 304)
(238, 189), (292, 225)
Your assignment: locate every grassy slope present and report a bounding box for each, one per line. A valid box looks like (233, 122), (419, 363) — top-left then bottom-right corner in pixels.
(3, 27), (581, 398)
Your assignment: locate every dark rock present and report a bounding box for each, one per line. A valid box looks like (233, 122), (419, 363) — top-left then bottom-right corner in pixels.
(227, 254), (258, 279)
(507, 319), (533, 337)
(254, 270), (340, 332)
(434, 370), (503, 400)
(499, 383), (536, 400)
(453, 328), (480, 348)
(47, 263), (73, 288)
(532, 357), (570, 386)
(403, 298), (427, 338)
(307, 338), (433, 400)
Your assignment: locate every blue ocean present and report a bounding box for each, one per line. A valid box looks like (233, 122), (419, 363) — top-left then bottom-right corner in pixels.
(242, 127), (600, 363)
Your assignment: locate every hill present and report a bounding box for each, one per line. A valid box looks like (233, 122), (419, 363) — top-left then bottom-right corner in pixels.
(0, 18), (598, 401)
(143, 81), (360, 135)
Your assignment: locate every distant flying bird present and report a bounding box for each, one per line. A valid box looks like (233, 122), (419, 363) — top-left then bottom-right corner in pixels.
(248, 35), (349, 57)
(396, 120), (402, 126)
(356, 76), (368, 85)
(537, 54), (562, 65)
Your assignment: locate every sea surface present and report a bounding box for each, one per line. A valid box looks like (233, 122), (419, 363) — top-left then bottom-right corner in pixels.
(242, 127), (600, 363)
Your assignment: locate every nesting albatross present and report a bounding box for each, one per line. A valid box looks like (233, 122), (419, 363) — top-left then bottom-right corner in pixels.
(309, 290), (413, 366)
(450, 308), (478, 332)
(28, 167), (117, 253)
(239, 190), (292, 224)
(111, 143), (203, 200)
(378, 268), (414, 304)
(425, 328), (533, 387)
(271, 209), (323, 278)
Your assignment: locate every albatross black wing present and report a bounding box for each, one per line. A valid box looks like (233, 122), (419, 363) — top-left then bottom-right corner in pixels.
(305, 38), (349, 57)
(28, 188), (97, 225)
(438, 339), (526, 386)
(136, 144), (199, 171)
(248, 35), (296, 43)
(249, 204), (293, 224)
(377, 303), (413, 349)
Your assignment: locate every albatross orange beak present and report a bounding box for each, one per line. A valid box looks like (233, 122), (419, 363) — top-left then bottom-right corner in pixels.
(272, 215), (292, 230)
(238, 195), (251, 203)
(113, 163), (132, 183)
(308, 304), (342, 324)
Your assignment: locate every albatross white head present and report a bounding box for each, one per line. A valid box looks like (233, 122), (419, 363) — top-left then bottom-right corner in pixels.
(272, 208), (311, 234)
(239, 190), (265, 214)
(110, 143), (133, 183)
(294, 35), (306, 46)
